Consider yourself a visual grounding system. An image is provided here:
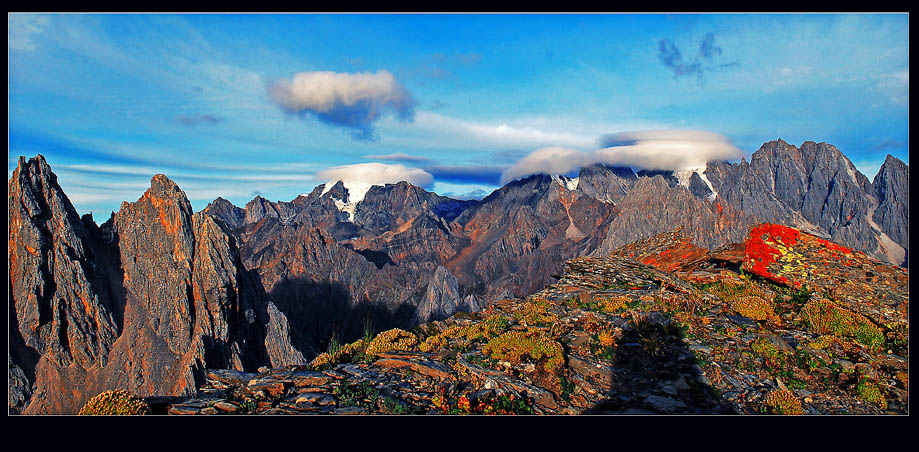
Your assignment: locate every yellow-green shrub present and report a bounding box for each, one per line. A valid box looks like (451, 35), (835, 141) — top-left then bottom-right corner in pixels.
(763, 388), (803, 415)
(309, 338), (369, 369)
(802, 298), (885, 350)
(598, 295), (630, 313)
(751, 337), (790, 369)
(484, 330), (564, 373)
(807, 335), (836, 350)
(418, 315), (510, 352)
(732, 296), (777, 322)
(78, 389), (150, 415)
(365, 328), (418, 356)
(857, 379), (887, 410)
(512, 300), (557, 326)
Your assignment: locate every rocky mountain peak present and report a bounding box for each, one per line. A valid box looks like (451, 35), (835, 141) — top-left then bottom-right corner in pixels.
(872, 154), (909, 258)
(202, 197), (245, 230)
(321, 180), (350, 202)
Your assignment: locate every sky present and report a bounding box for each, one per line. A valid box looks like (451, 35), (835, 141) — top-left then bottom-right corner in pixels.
(8, 13), (909, 218)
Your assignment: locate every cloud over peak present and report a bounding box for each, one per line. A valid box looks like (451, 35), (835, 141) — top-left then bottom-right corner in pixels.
(501, 130), (741, 184)
(268, 70), (416, 141)
(316, 162), (434, 189)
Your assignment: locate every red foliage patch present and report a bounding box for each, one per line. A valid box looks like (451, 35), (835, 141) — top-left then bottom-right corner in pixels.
(743, 223), (801, 285)
(814, 237), (852, 255)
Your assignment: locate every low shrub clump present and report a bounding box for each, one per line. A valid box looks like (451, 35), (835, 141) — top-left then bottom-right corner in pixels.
(732, 296), (778, 322)
(802, 298), (885, 350)
(807, 335), (836, 350)
(512, 299), (558, 326)
(763, 388), (803, 415)
(856, 379), (887, 410)
(590, 328), (619, 360)
(484, 330), (564, 373)
(598, 295), (631, 313)
(418, 314), (510, 352)
(310, 337), (369, 369)
(365, 328), (418, 357)
(751, 337), (790, 369)
(78, 389), (150, 415)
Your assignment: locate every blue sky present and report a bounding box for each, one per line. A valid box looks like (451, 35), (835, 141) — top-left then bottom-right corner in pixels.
(8, 13), (909, 217)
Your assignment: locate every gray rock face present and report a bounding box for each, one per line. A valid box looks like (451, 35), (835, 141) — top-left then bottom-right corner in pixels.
(418, 266), (467, 322)
(595, 175), (752, 253)
(447, 174), (616, 300)
(202, 197), (245, 230)
(873, 155), (909, 253)
(688, 172), (714, 200)
(353, 181), (473, 233)
(9, 156), (123, 413)
(576, 164), (637, 204)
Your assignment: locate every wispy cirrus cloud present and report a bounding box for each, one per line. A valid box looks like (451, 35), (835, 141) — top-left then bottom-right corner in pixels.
(268, 70), (416, 141)
(411, 111), (599, 149)
(364, 153), (433, 164)
(8, 14), (49, 52)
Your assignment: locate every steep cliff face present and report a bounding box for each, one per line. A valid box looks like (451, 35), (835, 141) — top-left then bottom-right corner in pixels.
(8, 155), (121, 413)
(109, 175), (304, 388)
(873, 155), (909, 264)
(9, 160), (304, 413)
(576, 164), (637, 205)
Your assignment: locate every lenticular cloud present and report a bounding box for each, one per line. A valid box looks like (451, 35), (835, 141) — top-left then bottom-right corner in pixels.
(268, 70), (416, 141)
(500, 130), (742, 184)
(316, 163), (434, 189)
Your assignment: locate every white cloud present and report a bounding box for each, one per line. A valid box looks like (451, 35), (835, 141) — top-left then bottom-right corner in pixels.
(501, 129), (742, 184)
(316, 162), (434, 190)
(268, 70), (415, 140)
(412, 111), (600, 149)
(500, 147), (596, 184)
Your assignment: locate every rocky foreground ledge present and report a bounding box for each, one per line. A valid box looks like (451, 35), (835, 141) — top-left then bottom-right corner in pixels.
(128, 225), (907, 415)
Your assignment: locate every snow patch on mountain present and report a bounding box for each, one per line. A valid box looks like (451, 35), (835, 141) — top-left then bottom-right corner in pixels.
(551, 174), (579, 191)
(321, 180), (376, 222)
(674, 165), (718, 201)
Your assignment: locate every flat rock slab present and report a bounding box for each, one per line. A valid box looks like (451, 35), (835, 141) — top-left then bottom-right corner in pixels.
(206, 369), (257, 387)
(374, 357), (454, 380)
(290, 370), (331, 387)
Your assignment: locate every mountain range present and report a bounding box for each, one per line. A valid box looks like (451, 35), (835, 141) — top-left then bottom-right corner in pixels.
(8, 138), (909, 414)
